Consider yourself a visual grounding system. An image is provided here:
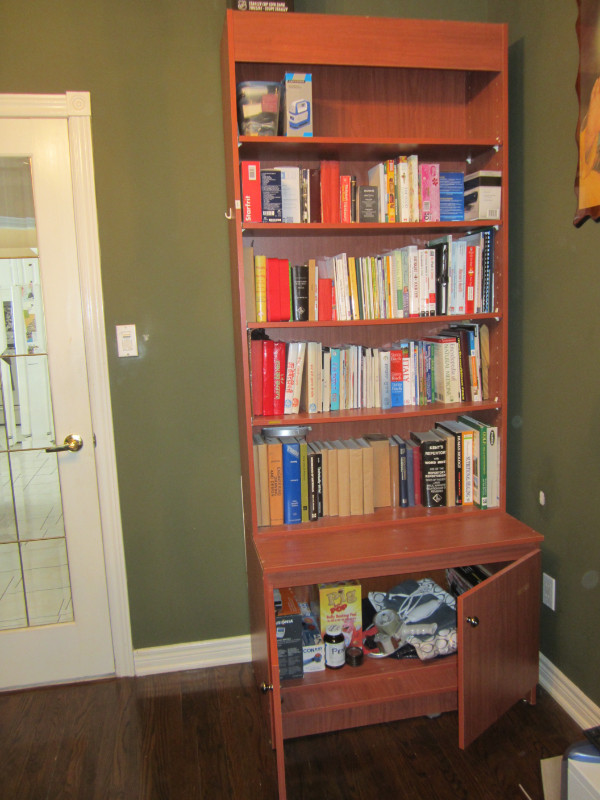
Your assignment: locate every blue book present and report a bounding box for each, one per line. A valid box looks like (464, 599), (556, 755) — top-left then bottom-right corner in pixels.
(280, 437), (302, 524)
(330, 347), (340, 410)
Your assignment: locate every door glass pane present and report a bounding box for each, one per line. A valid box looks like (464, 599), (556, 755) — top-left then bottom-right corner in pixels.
(0, 156), (73, 631)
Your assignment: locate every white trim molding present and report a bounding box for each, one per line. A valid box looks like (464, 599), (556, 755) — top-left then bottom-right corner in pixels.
(0, 92), (134, 677)
(134, 636), (252, 677)
(539, 652), (600, 729)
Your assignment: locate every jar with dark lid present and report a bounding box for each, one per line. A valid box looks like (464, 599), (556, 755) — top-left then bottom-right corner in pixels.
(324, 623), (345, 669)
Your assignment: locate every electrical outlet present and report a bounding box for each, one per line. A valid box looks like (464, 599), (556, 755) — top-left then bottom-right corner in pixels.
(542, 573), (556, 610)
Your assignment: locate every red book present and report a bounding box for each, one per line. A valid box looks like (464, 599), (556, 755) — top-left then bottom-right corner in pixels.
(272, 341), (286, 415)
(318, 278), (333, 320)
(340, 175), (352, 223)
(410, 440), (422, 506)
(250, 338), (263, 416)
(278, 259), (291, 322)
(241, 161), (261, 224)
(266, 257), (280, 322)
(320, 160), (340, 223)
(262, 340), (275, 416)
(465, 245), (477, 314)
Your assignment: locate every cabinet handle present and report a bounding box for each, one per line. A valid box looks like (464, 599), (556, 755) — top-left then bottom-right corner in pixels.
(260, 682), (274, 694)
(466, 616), (480, 628)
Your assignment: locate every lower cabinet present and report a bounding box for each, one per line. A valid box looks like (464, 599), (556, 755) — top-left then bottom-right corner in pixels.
(250, 515), (542, 800)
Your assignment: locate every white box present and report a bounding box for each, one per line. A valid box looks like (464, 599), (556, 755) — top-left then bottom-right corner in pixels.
(464, 170), (501, 221)
(284, 73), (313, 137)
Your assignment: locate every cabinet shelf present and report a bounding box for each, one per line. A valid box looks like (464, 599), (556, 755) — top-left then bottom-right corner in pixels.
(242, 220), (501, 235)
(253, 399), (501, 429)
(238, 135), (501, 163)
(248, 312), (501, 331)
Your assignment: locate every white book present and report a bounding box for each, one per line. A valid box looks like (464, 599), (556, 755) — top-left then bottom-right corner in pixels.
(379, 350), (391, 410)
(321, 348), (331, 413)
(368, 161), (387, 222)
(407, 154), (419, 222)
(284, 341), (300, 414)
(274, 166), (301, 223)
(290, 341), (306, 414)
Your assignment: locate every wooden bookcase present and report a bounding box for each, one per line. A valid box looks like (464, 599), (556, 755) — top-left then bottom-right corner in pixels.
(220, 11), (543, 798)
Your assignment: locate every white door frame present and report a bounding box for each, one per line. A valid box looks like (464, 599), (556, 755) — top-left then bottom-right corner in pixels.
(0, 92), (134, 677)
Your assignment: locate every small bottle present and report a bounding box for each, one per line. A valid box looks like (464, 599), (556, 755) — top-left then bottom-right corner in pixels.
(324, 623), (345, 669)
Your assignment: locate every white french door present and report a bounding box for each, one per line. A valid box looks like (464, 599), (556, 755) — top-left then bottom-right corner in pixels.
(0, 102), (120, 688)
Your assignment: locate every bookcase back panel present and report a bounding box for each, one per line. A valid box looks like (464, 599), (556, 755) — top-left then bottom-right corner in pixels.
(236, 63), (503, 141)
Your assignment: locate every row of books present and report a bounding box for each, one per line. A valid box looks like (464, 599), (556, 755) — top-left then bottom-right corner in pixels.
(250, 323), (488, 417)
(249, 229), (494, 324)
(446, 564), (493, 597)
(241, 159), (493, 225)
(253, 416), (500, 527)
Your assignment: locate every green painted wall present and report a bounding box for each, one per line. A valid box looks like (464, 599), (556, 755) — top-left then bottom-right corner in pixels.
(1, 0), (598, 708)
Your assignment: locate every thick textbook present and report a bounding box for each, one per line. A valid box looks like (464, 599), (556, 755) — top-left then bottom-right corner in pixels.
(280, 436), (302, 524)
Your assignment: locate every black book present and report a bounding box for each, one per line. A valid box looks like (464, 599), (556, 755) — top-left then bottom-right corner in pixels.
(291, 264), (309, 321)
(358, 185), (379, 223)
(410, 430), (447, 507)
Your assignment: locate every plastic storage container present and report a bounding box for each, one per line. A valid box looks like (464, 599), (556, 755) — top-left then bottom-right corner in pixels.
(237, 81), (280, 136)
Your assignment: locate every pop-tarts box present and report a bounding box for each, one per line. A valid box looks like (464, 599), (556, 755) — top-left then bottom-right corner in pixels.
(311, 580), (362, 649)
(275, 587), (303, 679)
(284, 73), (313, 137)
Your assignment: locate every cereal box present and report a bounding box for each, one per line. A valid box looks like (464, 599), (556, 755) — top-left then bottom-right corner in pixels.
(312, 581), (362, 649)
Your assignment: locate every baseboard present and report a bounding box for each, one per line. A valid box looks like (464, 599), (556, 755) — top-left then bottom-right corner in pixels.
(539, 652), (600, 729)
(134, 635), (252, 677)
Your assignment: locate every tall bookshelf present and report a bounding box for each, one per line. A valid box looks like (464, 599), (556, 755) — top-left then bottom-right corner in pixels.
(221, 11), (543, 799)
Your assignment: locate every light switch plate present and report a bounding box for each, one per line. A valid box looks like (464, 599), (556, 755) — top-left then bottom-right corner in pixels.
(116, 324), (138, 357)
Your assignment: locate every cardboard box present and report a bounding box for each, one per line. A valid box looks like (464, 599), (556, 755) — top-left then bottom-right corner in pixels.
(464, 170), (501, 221)
(275, 587), (303, 680)
(312, 581), (362, 649)
(283, 73), (312, 137)
(298, 601), (325, 672)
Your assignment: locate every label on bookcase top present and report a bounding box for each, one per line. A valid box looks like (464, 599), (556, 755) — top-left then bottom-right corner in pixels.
(228, 0), (293, 11)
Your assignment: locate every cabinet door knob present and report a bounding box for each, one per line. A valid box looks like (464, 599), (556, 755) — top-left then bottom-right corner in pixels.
(466, 616), (480, 628)
(260, 682), (274, 694)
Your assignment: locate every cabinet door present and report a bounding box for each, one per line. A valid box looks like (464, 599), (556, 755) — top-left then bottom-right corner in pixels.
(457, 549), (541, 748)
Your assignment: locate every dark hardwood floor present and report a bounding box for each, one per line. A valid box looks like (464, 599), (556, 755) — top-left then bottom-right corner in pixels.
(0, 662), (583, 800)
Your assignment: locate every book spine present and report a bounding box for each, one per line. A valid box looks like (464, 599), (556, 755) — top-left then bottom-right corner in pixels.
(281, 439), (302, 524)
(267, 440), (284, 525)
(330, 348), (340, 410)
(241, 161), (261, 224)
(254, 255), (267, 323)
(262, 339), (275, 416)
(419, 439), (447, 507)
(272, 341), (286, 416)
(340, 174), (352, 223)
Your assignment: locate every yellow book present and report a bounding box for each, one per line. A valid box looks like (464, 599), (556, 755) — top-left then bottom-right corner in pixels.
(254, 254), (267, 323)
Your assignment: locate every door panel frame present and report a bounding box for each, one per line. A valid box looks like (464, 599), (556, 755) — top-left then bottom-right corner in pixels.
(0, 92), (134, 677)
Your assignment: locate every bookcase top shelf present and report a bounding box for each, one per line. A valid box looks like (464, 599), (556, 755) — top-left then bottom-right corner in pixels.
(226, 11), (507, 74)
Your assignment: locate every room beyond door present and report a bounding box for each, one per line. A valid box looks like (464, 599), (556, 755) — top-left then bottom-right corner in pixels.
(0, 116), (114, 689)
